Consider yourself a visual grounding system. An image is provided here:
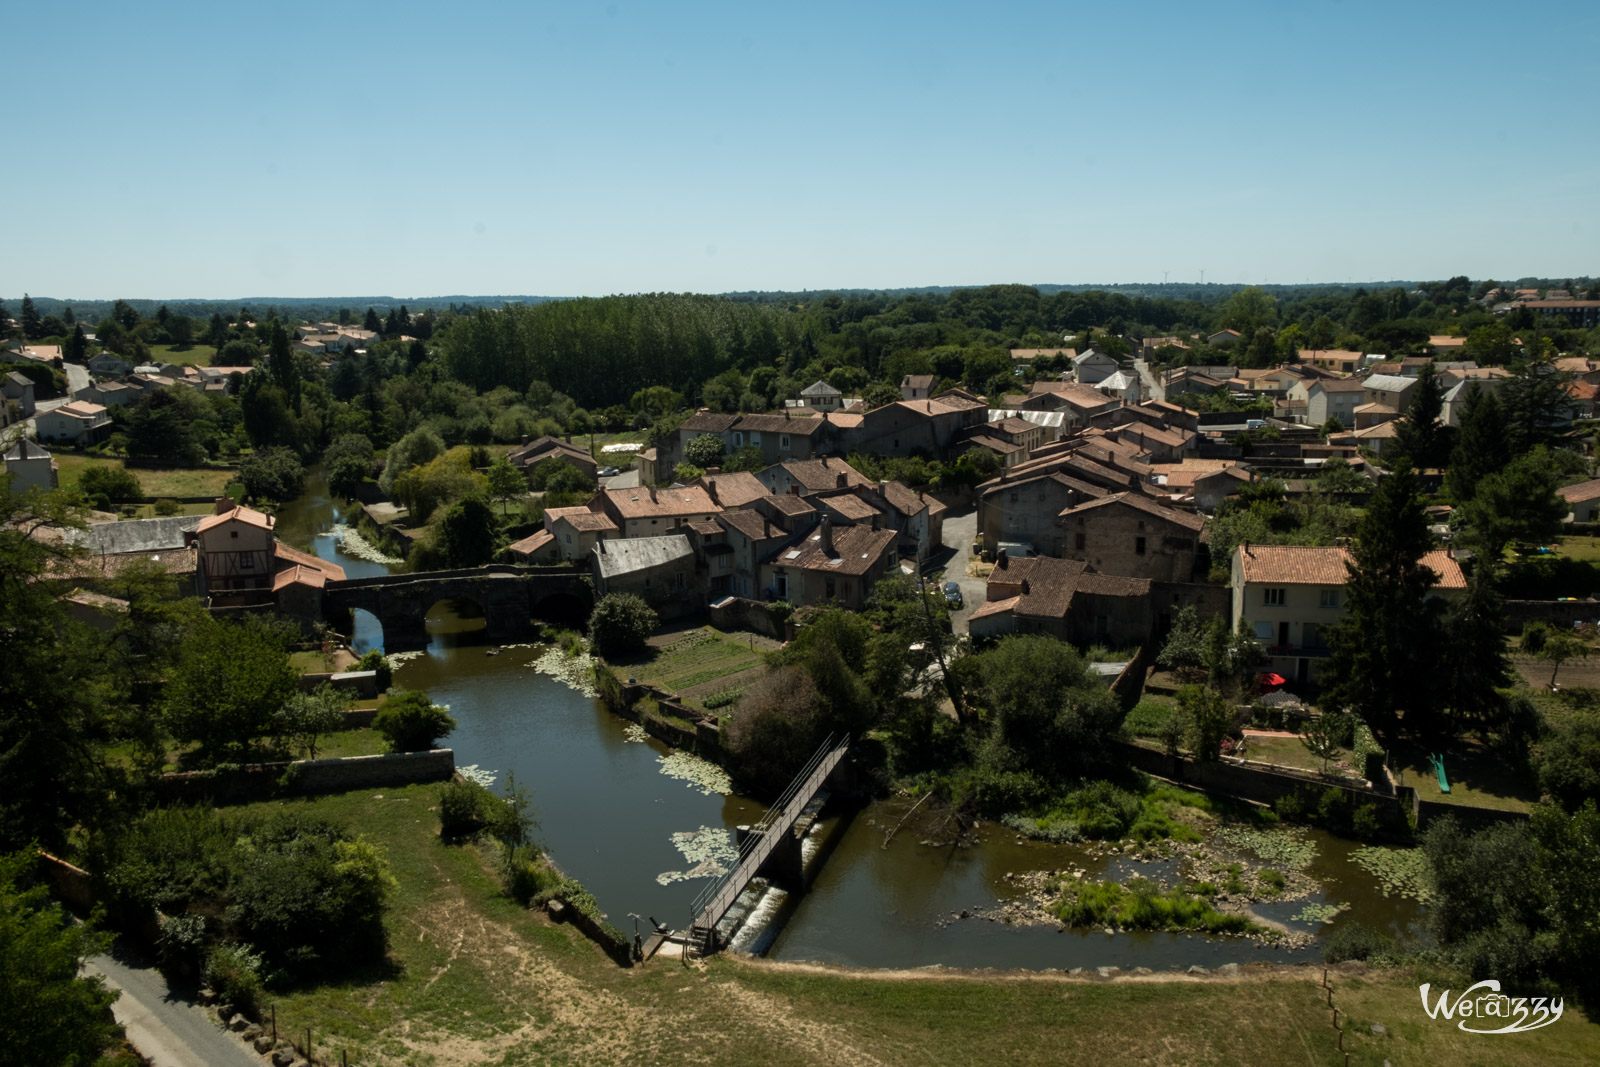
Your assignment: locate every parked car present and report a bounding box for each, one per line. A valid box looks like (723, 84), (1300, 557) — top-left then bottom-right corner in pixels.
(943, 580), (963, 609)
(599, 466), (620, 477)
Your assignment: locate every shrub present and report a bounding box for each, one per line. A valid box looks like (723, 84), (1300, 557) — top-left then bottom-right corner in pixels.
(203, 943), (265, 1017)
(588, 593), (658, 657)
(154, 498), (183, 516)
(439, 779), (493, 839)
(77, 464), (143, 503)
(356, 649), (386, 672)
(1352, 803), (1382, 840)
(373, 688), (457, 752)
(1273, 790), (1306, 823)
(1321, 922), (1396, 964)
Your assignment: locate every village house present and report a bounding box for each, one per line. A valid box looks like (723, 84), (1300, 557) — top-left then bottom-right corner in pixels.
(1107, 421), (1191, 463)
(541, 505), (619, 560)
(59, 514), (202, 596)
(1072, 348), (1121, 385)
(1299, 350), (1366, 374)
(1018, 381), (1121, 432)
(593, 485), (721, 538)
(3, 371), (37, 418)
(1207, 329), (1243, 347)
(695, 471), (769, 509)
(506, 434), (598, 482)
(1559, 479), (1600, 523)
(1288, 377), (1365, 427)
(978, 466), (1108, 556)
(657, 409), (837, 473)
(716, 507), (799, 599)
(797, 380), (845, 411)
(1361, 373), (1418, 412)
(35, 400), (110, 445)
(1057, 491), (1204, 582)
(591, 533), (703, 618)
(761, 517), (898, 611)
(985, 407), (1068, 444)
(900, 374), (936, 401)
(1148, 460), (1249, 512)
(1439, 377), (1507, 427)
(1231, 543), (1465, 684)
(87, 351), (132, 376)
(74, 379), (139, 408)
(3, 344), (64, 369)
(845, 392), (988, 459)
(2, 439), (58, 494)
(967, 553), (1152, 648)
(756, 456), (872, 497)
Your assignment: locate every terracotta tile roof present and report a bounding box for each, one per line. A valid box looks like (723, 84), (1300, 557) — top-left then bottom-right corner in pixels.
(878, 480), (931, 517)
(963, 434), (1023, 454)
(1009, 348), (1075, 360)
(602, 485), (720, 520)
(273, 563), (329, 591)
(967, 595), (1021, 621)
(1312, 378), (1368, 393)
(273, 541), (347, 582)
(781, 523), (897, 576)
(545, 506), (619, 533)
(57, 401), (108, 418)
(901, 374), (937, 388)
(507, 529), (555, 556)
(697, 471), (768, 508)
(196, 504), (273, 533)
(685, 519), (724, 536)
(824, 412), (864, 428)
(816, 493), (881, 522)
(775, 457), (871, 492)
(1558, 478), (1600, 503)
(681, 411), (739, 433)
(718, 509), (787, 541)
(1060, 491), (1206, 532)
(761, 494), (817, 517)
(737, 412), (829, 435)
(1235, 544), (1350, 585)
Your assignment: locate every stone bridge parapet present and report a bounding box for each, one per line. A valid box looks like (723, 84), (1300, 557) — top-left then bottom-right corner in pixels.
(322, 565), (591, 649)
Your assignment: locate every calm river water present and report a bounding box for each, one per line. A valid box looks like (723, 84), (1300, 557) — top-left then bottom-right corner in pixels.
(276, 468), (1425, 970)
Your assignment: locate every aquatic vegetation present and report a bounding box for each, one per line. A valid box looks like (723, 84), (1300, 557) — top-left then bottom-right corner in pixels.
(384, 650), (425, 669)
(457, 764), (498, 788)
(622, 723), (649, 743)
(1352, 845), (1436, 905)
(331, 522), (404, 565)
(1292, 901), (1349, 925)
(1212, 826), (1318, 870)
(528, 646), (598, 696)
(657, 750), (732, 796)
(655, 825), (738, 885)
(1053, 877), (1259, 936)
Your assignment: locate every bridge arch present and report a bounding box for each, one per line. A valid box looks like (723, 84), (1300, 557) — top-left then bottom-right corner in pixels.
(531, 588), (592, 629)
(425, 595), (489, 646)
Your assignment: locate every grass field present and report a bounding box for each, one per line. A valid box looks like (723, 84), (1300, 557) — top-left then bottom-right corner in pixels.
(145, 343), (217, 366)
(53, 453), (239, 499)
(1243, 734), (1360, 778)
(222, 783), (1600, 1067)
(612, 627), (770, 710)
(1389, 741), (1537, 812)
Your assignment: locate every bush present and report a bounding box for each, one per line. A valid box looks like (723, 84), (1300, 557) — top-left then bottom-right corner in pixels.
(154, 498), (183, 516)
(587, 593), (658, 657)
(373, 688), (457, 752)
(203, 943), (265, 1017)
(1321, 922), (1396, 964)
(356, 648), (386, 671)
(77, 464), (143, 503)
(439, 779), (493, 839)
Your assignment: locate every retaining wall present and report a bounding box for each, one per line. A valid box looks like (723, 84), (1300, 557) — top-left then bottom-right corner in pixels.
(36, 852), (93, 911)
(708, 596), (784, 640)
(1504, 599), (1600, 626)
(298, 668), (383, 698)
(156, 749), (455, 805)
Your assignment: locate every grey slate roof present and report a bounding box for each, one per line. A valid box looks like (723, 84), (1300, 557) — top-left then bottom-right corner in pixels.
(66, 515), (201, 555)
(592, 533), (693, 579)
(3, 440), (52, 461)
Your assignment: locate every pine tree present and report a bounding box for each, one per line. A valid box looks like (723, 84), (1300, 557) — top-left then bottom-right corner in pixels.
(1321, 463), (1444, 737)
(1393, 363), (1446, 468)
(20, 293), (41, 340)
(64, 324), (88, 364)
(363, 307), (382, 333)
(1442, 566), (1514, 735)
(62, 305), (74, 325)
(1446, 385), (1509, 502)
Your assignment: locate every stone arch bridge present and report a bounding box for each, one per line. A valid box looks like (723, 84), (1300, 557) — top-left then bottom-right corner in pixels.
(321, 565), (592, 650)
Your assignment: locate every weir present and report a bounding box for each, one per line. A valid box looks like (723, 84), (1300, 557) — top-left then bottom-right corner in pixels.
(681, 735), (850, 957)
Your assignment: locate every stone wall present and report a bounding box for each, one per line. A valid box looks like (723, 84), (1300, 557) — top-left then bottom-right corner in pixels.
(298, 669), (383, 699)
(708, 595), (790, 641)
(1505, 599), (1600, 626)
(157, 749), (455, 805)
(36, 852), (93, 911)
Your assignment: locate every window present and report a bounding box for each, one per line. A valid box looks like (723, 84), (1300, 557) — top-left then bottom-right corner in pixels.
(1010, 492), (1019, 503)
(1304, 622), (1324, 649)
(779, 434), (790, 451)
(1254, 621), (1274, 640)
(1094, 615), (1109, 637)
(1263, 587), (1286, 606)
(732, 431), (743, 447)
(240, 555), (254, 569)
(825, 578), (836, 599)
(1135, 536), (1146, 556)
(1320, 589), (1339, 609)
(751, 431), (761, 445)
(1075, 532), (1086, 551)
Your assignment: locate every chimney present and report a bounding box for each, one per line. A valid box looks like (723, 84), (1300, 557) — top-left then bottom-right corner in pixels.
(521, 433), (530, 445)
(836, 473), (847, 489)
(819, 516), (833, 554)
(1243, 540), (1251, 556)
(997, 548), (1009, 569)
(1020, 578), (1030, 596)
(214, 497), (232, 514)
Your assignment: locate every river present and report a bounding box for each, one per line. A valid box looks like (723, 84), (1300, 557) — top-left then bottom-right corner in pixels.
(275, 466), (1426, 970)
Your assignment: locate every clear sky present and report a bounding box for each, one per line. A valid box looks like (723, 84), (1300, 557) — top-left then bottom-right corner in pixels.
(7, 0), (1596, 300)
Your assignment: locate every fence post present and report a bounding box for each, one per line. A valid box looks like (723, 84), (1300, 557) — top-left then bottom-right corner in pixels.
(272, 1004), (277, 1043)
(307, 1027), (312, 1060)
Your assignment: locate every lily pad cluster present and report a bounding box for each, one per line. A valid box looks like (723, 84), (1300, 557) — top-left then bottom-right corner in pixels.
(528, 646), (598, 696)
(657, 751), (732, 796)
(1212, 826), (1318, 870)
(1351, 845), (1436, 905)
(656, 825), (738, 885)
(331, 522), (404, 565)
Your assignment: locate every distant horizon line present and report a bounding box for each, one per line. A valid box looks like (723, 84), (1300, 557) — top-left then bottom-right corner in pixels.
(9, 276), (1586, 305)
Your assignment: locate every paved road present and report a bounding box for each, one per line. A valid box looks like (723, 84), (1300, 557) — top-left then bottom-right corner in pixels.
(933, 506), (986, 634)
(1132, 357), (1166, 403)
(88, 950), (261, 1067)
(64, 361), (90, 395)
(604, 467), (640, 489)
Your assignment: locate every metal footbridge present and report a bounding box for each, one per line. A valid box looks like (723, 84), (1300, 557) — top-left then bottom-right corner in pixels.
(685, 734), (850, 956)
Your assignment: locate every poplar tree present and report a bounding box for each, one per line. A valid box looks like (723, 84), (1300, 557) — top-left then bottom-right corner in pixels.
(1446, 385), (1509, 502)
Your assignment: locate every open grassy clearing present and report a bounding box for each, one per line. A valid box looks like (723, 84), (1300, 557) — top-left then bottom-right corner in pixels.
(289, 648), (359, 674)
(53, 453), (239, 499)
(145, 343), (217, 366)
(1242, 734), (1359, 778)
(218, 783), (1600, 1067)
(1389, 740), (1537, 812)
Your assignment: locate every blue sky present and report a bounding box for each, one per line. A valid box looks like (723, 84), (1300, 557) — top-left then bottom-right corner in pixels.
(7, 1), (1596, 299)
